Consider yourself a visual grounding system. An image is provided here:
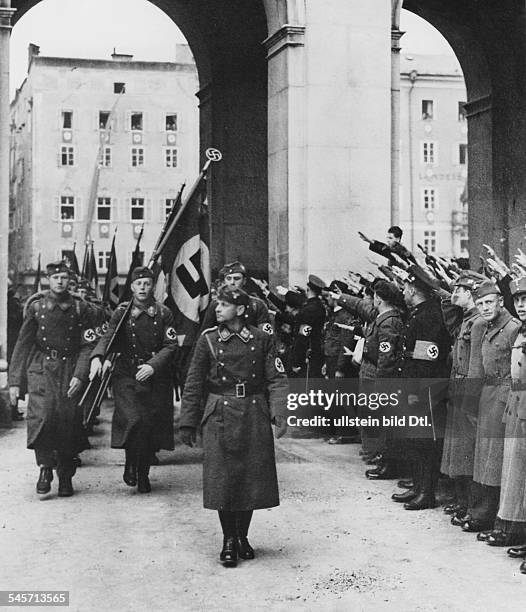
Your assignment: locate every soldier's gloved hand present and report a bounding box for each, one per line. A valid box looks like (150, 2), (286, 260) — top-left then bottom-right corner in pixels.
(89, 358), (102, 381)
(180, 427), (196, 447)
(273, 415), (287, 439)
(408, 394), (420, 407)
(67, 377), (82, 398)
(9, 386), (19, 406)
(136, 364), (154, 382)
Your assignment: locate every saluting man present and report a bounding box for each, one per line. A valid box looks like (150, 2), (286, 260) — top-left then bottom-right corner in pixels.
(8, 261), (96, 497)
(180, 286), (288, 568)
(90, 267), (178, 493)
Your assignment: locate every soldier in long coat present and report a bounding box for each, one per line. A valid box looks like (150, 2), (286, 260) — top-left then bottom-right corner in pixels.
(180, 286), (288, 568)
(90, 267), (178, 493)
(461, 281), (519, 533)
(8, 261), (96, 497)
(440, 271), (486, 522)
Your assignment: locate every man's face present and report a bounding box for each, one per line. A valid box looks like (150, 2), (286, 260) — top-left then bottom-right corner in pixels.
(48, 272), (70, 294)
(476, 294), (501, 321)
(131, 277), (153, 302)
(514, 294), (526, 321)
(224, 273), (245, 290)
(215, 299), (243, 323)
(451, 285), (472, 309)
(386, 232), (399, 248)
(68, 280), (78, 293)
(78, 288), (88, 300)
(403, 282), (415, 307)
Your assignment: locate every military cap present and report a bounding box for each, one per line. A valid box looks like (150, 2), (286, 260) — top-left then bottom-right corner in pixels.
(285, 290), (305, 309)
(473, 280), (500, 300)
(453, 270), (486, 291)
(217, 285), (250, 307)
(405, 264), (440, 291)
(510, 276), (526, 296)
(131, 266), (154, 282)
(307, 274), (327, 294)
(220, 261), (247, 277)
(328, 280), (348, 293)
(46, 260), (70, 276)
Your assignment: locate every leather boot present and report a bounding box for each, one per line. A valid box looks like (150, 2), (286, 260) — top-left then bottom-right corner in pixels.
(397, 479), (414, 490)
(392, 489), (417, 503)
(404, 491), (436, 510)
(220, 536), (238, 567)
(58, 473), (74, 497)
(36, 467), (53, 494)
(137, 464), (151, 493)
(123, 449), (137, 487)
(366, 460), (397, 480)
(236, 511), (255, 560)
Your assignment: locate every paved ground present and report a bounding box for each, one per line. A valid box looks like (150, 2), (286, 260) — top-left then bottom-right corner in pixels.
(1, 403), (525, 612)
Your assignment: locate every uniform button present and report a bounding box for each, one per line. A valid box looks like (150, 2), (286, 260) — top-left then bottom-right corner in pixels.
(251, 347), (255, 351)
(62, 357), (66, 361)
(252, 374), (256, 378)
(252, 400), (256, 404)
(224, 401), (228, 405)
(252, 360), (256, 364)
(43, 337), (46, 341)
(249, 334), (254, 339)
(219, 350), (223, 354)
(41, 326), (45, 330)
(222, 376), (227, 381)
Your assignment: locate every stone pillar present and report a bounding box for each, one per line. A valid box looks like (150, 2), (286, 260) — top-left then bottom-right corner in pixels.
(0, 0), (15, 361)
(390, 27), (404, 226)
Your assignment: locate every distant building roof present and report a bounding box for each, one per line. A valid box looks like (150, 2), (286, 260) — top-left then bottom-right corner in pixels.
(400, 53), (463, 78)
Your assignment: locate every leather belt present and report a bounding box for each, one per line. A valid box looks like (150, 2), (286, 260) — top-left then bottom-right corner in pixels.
(37, 345), (72, 360)
(208, 382), (264, 398)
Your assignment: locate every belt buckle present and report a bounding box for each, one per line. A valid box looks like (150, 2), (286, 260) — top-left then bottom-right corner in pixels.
(50, 349), (58, 360)
(235, 383), (245, 398)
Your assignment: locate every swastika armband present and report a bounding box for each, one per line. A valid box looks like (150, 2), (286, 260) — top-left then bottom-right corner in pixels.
(299, 324), (312, 337)
(412, 340), (439, 361)
(83, 329), (97, 343)
(165, 327), (177, 341)
(261, 323), (274, 335)
(275, 357), (285, 373)
(379, 341), (391, 353)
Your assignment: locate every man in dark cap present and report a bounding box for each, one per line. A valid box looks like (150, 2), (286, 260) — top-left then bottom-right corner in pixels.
(8, 261), (96, 497)
(441, 271), (487, 524)
(291, 275), (327, 378)
(200, 261), (271, 331)
(180, 286), (288, 567)
(396, 264), (451, 510)
(460, 281), (520, 536)
(89, 266), (179, 493)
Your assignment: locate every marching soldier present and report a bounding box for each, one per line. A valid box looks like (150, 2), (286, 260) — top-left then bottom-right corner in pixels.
(89, 267), (178, 493)
(8, 261), (96, 497)
(180, 286), (288, 567)
(200, 261), (271, 331)
(291, 275), (327, 378)
(397, 265), (451, 510)
(461, 281), (520, 534)
(440, 271), (486, 524)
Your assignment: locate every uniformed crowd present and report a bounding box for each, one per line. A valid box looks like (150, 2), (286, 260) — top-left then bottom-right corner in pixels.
(7, 225), (526, 572)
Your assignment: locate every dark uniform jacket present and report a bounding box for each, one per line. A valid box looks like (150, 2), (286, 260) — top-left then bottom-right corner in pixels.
(291, 297), (326, 376)
(180, 324), (288, 511)
(8, 290), (96, 453)
(91, 298), (178, 449)
(200, 294), (271, 331)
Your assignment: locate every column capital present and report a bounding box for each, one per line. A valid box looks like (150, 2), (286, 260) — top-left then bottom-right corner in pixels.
(0, 6), (15, 30)
(391, 28), (405, 53)
(263, 24), (306, 60)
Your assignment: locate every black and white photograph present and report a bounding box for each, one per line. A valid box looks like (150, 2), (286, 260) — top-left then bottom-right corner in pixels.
(1, 0), (526, 610)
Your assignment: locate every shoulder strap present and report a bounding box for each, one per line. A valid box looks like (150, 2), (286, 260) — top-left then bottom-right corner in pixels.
(204, 332), (217, 360)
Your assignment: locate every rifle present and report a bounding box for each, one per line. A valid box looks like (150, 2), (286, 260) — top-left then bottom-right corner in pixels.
(79, 149), (222, 423)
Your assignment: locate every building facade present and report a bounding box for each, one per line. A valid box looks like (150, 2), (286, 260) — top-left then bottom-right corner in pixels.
(399, 53), (468, 259)
(9, 44), (199, 293)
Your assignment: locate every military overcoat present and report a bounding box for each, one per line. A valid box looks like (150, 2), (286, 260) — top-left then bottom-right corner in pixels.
(180, 324), (288, 511)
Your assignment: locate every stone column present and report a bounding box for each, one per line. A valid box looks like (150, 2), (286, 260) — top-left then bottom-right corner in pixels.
(390, 27), (404, 226)
(0, 0), (15, 361)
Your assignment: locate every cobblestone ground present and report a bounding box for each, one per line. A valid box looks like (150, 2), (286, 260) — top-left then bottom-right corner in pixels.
(0, 402), (525, 611)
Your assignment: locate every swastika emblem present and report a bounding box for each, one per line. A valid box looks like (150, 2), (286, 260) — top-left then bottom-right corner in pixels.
(262, 323), (274, 335)
(205, 148), (222, 162)
(427, 344), (439, 359)
(166, 327), (177, 340)
(379, 341), (391, 353)
(300, 324), (312, 337)
(84, 329), (96, 342)
(275, 358), (285, 373)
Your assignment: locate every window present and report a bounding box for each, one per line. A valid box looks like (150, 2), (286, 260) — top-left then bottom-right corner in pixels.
(422, 141), (436, 165)
(131, 197), (145, 221)
(459, 143), (468, 165)
(460, 232), (469, 253)
(131, 147), (144, 167)
(131, 112), (143, 131)
(98, 146), (112, 167)
(62, 111), (72, 129)
(421, 100), (434, 120)
(458, 101), (467, 121)
(424, 230), (436, 254)
(98, 250), (111, 271)
(99, 111), (110, 129)
(114, 82), (125, 94)
(61, 146), (74, 166)
(97, 197), (111, 221)
(60, 196), (75, 220)
(423, 187), (436, 211)
(165, 148), (178, 168)
(165, 113), (178, 131)
(165, 198), (178, 219)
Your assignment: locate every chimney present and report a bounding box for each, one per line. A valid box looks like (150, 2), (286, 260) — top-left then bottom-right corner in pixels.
(28, 43), (40, 69)
(111, 48), (134, 62)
